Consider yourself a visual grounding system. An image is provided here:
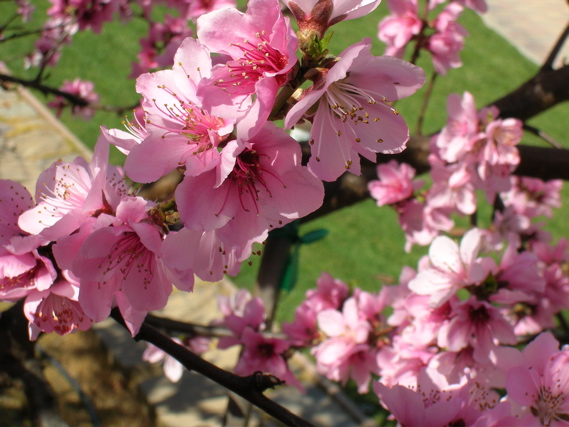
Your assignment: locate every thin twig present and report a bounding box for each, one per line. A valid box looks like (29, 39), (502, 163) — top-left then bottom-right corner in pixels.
(523, 123), (563, 149)
(415, 71), (438, 135)
(144, 314), (286, 339)
(110, 309), (315, 427)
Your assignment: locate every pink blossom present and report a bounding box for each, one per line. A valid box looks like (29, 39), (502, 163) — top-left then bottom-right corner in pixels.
(408, 228), (496, 307)
(24, 277), (92, 340)
(375, 368), (500, 426)
(47, 0), (117, 33)
(0, 180), (56, 301)
(396, 199), (452, 252)
(377, 335), (438, 388)
(216, 289), (265, 342)
(234, 328), (302, 390)
(282, 302), (319, 347)
(378, 0), (422, 58)
(47, 78), (100, 119)
(506, 332), (569, 425)
(161, 228), (241, 283)
(312, 297), (379, 392)
(305, 271), (349, 311)
(438, 297), (516, 363)
(126, 38), (234, 183)
(429, 0), (487, 13)
(17, 0), (35, 22)
(175, 123), (324, 260)
(72, 197), (194, 334)
(502, 176), (563, 219)
(197, 0), (298, 132)
(18, 134), (128, 240)
(427, 3), (468, 75)
(435, 92), (479, 163)
(285, 38), (425, 181)
(101, 110), (147, 157)
(187, 0), (236, 20)
(283, 0), (381, 36)
(368, 160), (423, 206)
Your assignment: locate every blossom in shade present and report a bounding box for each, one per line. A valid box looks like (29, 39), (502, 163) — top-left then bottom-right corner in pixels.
(143, 339), (185, 382)
(437, 296), (516, 363)
(285, 38), (425, 181)
(143, 336), (209, 383)
(234, 328), (303, 391)
(24, 277), (92, 340)
(161, 228), (241, 283)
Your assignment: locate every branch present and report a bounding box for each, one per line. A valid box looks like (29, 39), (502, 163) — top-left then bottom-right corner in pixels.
(541, 22), (569, 71)
(0, 73), (89, 106)
(144, 314), (286, 339)
(0, 73), (140, 116)
(110, 309), (315, 427)
(490, 64), (569, 121)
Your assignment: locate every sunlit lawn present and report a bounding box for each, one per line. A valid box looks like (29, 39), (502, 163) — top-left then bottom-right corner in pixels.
(2, 2), (569, 325)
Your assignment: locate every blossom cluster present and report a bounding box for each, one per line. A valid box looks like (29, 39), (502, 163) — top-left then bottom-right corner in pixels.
(1, 0), (426, 340)
(378, 0), (486, 75)
(274, 223), (569, 424)
(5, 0), (569, 425)
(369, 91), (541, 251)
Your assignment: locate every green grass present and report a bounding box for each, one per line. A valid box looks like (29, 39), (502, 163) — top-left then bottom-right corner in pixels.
(2, 2), (569, 325)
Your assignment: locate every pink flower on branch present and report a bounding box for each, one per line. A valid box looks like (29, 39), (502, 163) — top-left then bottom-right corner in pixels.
(283, 0), (381, 37)
(0, 180), (56, 302)
(18, 134), (128, 241)
(285, 38), (425, 181)
(175, 123), (324, 260)
(72, 197), (194, 335)
(197, 0), (298, 132)
(378, 0), (422, 58)
(408, 228), (496, 307)
(24, 277), (92, 340)
(126, 38), (234, 184)
(368, 159), (423, 206)
(47, 78), (100, 120)
(506, 332), (569, 425)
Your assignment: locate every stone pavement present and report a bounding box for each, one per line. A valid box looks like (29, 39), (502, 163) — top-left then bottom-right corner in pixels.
(483, 0), (569, 67)
(1, 1), (568, 426)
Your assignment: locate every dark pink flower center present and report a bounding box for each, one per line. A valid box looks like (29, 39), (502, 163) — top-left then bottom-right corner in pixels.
(216, 31), (288, 94)
(151, 86), (226, 157)
(0, 265), (38, 291)
(33, 293), (86, 335)
(99, 232), (155, 288)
